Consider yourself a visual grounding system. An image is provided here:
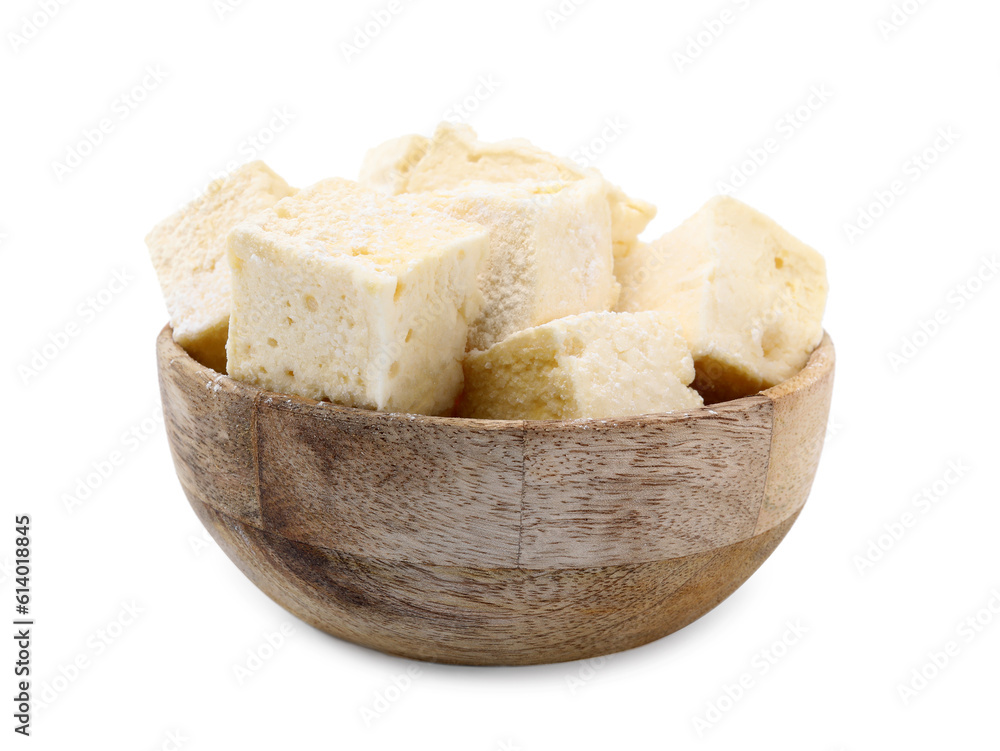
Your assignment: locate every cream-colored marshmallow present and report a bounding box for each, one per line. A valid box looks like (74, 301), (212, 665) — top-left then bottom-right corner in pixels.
(226, 178), (488, 415)
(146, 161), (295, 371)
(615, 196), (828, 401)
(405, 177), (616, 351)
(459, 311), (703, 420)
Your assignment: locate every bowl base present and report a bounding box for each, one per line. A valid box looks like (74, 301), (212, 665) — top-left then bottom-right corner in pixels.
(191, 497), (799, 666)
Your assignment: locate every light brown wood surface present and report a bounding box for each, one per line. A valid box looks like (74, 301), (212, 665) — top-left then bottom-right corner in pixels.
(756, 337), (836, 535)
(158, 327), (834, 665)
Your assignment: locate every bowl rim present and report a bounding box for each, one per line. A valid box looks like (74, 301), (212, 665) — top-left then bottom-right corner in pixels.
(158, 325), (834, 431)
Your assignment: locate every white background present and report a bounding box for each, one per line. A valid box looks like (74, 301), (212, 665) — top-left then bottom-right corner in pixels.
(3, 0), (999, 748)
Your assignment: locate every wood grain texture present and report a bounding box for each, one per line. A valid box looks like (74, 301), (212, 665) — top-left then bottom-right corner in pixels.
(755, 333), (835, 535)
(256, 396), (524, 568)
(518, 399), (773, 568)
(157, 325), (833, 665)
(191, 497), (798, 665)
(158, 331), (261, 526)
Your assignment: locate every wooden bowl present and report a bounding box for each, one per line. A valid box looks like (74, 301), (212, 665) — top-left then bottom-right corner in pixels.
(157, 327), (834, 666)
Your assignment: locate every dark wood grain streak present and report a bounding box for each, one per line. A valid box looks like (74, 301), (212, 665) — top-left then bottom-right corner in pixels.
(191, 498), (798, 666)
(158, 340), (261, 525)
(256, 396), (524, 568)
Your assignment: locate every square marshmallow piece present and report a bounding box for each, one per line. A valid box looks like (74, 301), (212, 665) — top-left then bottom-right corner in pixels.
(145, 161), (295, 372)
(226, 178), (488, 416)
(359, 124), (656, 259)
(460, 311), (704, 420)
(615, 196), (828, 401)
(406, 178), (616, 351)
